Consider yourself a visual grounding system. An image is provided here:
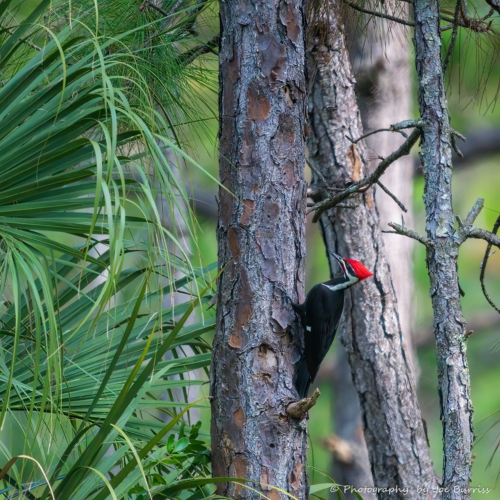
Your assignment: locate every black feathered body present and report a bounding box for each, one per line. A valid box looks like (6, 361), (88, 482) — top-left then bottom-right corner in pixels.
(293, 276), (347, 398)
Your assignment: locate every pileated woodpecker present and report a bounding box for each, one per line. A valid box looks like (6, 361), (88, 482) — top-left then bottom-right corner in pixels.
(290, 252), (373, 398)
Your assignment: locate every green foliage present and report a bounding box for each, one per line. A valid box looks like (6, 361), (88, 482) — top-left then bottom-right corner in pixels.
(50, 0), (219, 145)
(0, 1), (219, 497)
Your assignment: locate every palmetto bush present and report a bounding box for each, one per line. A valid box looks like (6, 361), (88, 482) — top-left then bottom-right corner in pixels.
(0, 1), (217, 497)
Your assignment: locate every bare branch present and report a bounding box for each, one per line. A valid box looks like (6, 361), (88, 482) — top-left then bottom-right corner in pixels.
(2, 26), (41, 51)
(309, 126), (421, 222)
(377, 181), (408, 212)
(386, 222), (431, 246)
(455, 198), (484, 244)
(464, 198), (484, 226)
(390, 119), (425, 130)
(443, 0), (461, 73)
(441, 10), (496, 32)
(306, 159), (327, 186)
(479, 216), (500, 314)
(286, 389), (321, 420)
(140, 1), (169, 17)
(452, 129), (466, 143)
(469, 227), (500, 248)
(349, 127), (407, 144)
(451, 133), (464, 158)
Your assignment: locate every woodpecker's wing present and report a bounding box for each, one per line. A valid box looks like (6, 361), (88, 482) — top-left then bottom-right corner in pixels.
(295, 356), (311, 399)
(304, 283), (345, 383)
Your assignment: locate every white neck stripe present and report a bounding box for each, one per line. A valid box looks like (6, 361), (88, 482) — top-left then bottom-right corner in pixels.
(322, 276), (359, 292)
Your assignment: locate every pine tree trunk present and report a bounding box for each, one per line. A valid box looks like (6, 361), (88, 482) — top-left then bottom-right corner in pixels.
(412, 0), (474, 496)
(210, 1), (309, 498)
(329, 7), (416, 495)
(350, 10), (415, 359)
(306, 4), (438, 498)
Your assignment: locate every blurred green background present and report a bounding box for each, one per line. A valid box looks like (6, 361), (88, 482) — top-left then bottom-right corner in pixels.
(6, 0), (500, 497)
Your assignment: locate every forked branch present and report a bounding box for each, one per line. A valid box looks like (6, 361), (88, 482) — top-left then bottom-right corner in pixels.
(385, 222), (431, 246)
(309, 124), (421, 222)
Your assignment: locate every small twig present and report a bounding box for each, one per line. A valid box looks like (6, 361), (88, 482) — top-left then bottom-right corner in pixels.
(451, 134), (464, 158)
(452, 129), (466, 142)
(391, 120), (425, 131)
(286, 389), (321, 420)
(440, 11), (495, 32)
(376, 181), (408, 212)
(2, 27), (41, 51)
(343, 0), (415, 26)
(464, 198), (483, 227)
(478, 216), (500, 314)
(348, 120), (423, 144)
(469, 227), (500, 248)
(141, 0), (169, 17)
(310, 127), (421, 222)
(386, 222), (431, 246)
(443, 0), (461, 73)
(306, 159), (328, 187)
(349, 127), (407, 144)
(456, 198), (484, 244)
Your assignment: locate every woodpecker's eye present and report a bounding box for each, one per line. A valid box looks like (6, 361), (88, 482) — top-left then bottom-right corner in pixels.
(345, 262), (355, 277)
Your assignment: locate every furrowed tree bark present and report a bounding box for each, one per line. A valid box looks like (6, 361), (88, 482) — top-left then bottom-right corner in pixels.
(350, 11), (415, 357)
(412, 0), (474, 496)
(328, 7), (416, 495)
(211, 1), (308, 498)
(307, 4), (438, 498)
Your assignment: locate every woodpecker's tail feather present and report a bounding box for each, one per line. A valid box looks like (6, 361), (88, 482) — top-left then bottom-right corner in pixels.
(295, 357), (311, 399)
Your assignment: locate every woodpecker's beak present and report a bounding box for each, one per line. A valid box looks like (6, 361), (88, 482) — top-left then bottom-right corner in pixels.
(330, 252), (343, 264)
(330, 252), (347, 277)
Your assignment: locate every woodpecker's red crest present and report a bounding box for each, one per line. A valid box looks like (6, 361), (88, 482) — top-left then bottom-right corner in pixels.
(344, 258), (373, 281)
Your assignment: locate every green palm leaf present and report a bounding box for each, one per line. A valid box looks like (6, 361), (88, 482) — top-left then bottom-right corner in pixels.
(0, 2), (220, 498)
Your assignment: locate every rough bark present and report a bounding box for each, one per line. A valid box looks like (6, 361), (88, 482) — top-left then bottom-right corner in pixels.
(307, 4), (438, 498)
(210, 1), (309, 498)
(327, 8), (417, 496)
(350, 11), (415, 355)
(412, 0), (474, 496)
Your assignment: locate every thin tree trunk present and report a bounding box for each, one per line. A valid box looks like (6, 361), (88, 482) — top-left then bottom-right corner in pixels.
(412, 0), (474, 496)
(350, 13), (415, 359)
(211, 0), (309, 498)
(329, 9), (416, 495)
(307, 4), (438, 498)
